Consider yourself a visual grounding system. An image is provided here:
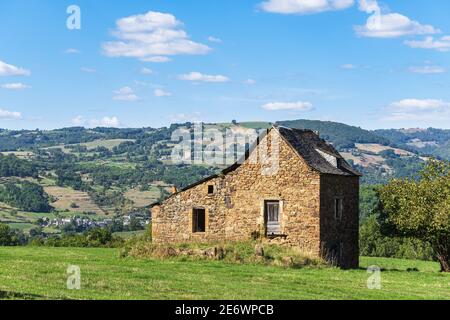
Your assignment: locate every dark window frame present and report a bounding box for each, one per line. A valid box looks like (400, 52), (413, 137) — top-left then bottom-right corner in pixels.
(208, 185), (214, 195)
(192, 208), (206, 233)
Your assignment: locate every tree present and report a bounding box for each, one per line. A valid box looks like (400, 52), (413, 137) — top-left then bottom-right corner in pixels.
(0, 223), (13, 246)
(378, 159), (450, 272)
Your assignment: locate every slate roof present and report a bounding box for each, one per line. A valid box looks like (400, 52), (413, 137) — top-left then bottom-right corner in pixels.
(276, 126), (361, 177)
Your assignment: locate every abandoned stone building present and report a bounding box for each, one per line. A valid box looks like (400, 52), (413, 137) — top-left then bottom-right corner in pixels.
(151, 126), (361, 268)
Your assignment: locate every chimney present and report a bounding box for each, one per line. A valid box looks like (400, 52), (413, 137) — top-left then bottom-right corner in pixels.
(313, 130), (320, 137)
(171, 186), (178, 194)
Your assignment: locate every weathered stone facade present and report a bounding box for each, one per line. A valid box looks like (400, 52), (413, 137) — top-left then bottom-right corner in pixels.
(152, 127), (360, 268)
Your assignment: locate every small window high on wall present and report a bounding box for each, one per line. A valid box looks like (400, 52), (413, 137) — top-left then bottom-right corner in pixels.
(193, 208), (206, 233)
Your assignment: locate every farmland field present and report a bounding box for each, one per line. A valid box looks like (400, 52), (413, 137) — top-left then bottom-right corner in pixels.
(0, 247), (449, 300)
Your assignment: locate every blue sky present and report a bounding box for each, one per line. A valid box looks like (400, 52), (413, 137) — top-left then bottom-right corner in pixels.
(1, 0), (450, 130)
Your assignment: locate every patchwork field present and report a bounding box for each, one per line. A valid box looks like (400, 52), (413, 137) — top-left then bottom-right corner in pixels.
(44, 186), (105, 215)
(0, 247), (449, 300)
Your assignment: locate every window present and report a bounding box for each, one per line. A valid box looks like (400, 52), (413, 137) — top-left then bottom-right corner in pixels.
(335, 198), (343, 221)
(193, 208), (206, 233)
(265, 201), (281, 236)
(208, 185), (214, 194)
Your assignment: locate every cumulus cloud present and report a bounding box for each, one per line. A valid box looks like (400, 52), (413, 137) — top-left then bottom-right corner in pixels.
(0, 108), (22, 120)
(102, 11), (211, 62)
(355, 0), (439, 38)
(178, 72), (229, 83)
(260, 0), (354, 14)
(405, 36), (450, 52)
(1, 83), (31, 90)
(113, 87), (140, 101)
(0, 60), (30, 77)
(384, 99), (450, 121)
(261, 101), (313, 111)
(154, 88), (172, 97)
(72, 115), (121, 128)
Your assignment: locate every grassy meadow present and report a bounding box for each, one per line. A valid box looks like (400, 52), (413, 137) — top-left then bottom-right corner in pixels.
(0, 246), (449, 300)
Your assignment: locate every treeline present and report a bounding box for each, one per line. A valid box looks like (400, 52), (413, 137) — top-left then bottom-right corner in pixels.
(0, 154), (38, 178)
(0, 181), (52, 212)
(0, 223), (126, 248)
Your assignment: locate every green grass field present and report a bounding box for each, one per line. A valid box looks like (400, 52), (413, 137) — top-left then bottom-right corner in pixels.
(0, 247), (449, 300)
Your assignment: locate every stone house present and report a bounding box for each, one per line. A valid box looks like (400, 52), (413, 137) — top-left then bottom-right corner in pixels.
(152, 126), (361, 268)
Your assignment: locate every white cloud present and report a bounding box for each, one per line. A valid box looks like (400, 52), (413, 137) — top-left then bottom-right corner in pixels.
(405, 36), (450, 52)
(72, 115), (121, 128)
(340, 63), (357, 69)
(140, 56), (172, 63)
(384, 99), (450, 121)
(113, 87), (140, 101)
(390, 99), (450, 111)
(170, 112), (202, 123)
(91, 116), (121, 128)
(260, 0), (354, 15)
(408, 65), (446, 74)
(102, 11), (211, 62)
(261, 101), (314, 111)
(64, 48), (80, 54)
(71, 115), (85, 126)
(1, 83), (31, 90)
(178, 72), (229, 83)
(154, 88), (172, 97)
(140, 67), (153, 75)
(0, 60), (31, 77)
(244, 79), (257, 85)
(355, 0), (439, 38)
(81, 67), (97, 73)
(0, 108), (22, 120)
(208, 36), (222, 43)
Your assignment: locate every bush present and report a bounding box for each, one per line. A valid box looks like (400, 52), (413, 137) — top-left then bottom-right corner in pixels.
(0, 223), (28, 246)
(31, 228), (124, 248)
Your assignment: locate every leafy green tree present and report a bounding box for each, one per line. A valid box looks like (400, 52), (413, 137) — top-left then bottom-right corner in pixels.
(0, 223), (13, 246)
(379, 159), (450, 272)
